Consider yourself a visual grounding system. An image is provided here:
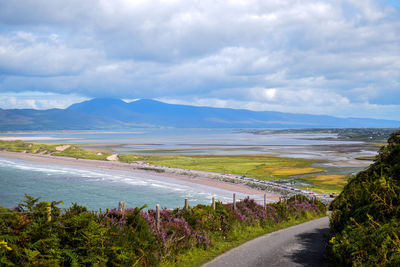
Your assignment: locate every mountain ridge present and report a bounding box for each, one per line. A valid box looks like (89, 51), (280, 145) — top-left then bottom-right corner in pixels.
(0, 98), (399, 130)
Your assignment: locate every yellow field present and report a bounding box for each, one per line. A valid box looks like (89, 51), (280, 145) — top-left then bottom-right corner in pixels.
(299, 174), (350, 193)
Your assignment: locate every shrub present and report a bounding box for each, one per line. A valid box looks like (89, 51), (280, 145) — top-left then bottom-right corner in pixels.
(0, 193), (326, 265)
(330, 130), (400, 265)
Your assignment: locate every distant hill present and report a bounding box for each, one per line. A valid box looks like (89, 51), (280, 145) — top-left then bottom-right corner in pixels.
(0, 98), (399, 130)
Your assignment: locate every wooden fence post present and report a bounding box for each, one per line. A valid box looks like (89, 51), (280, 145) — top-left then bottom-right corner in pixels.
(118, 201), (126, 214)
(184, 198), (189, 210)
(156, 204), (160, 230)
(212, 197), (216, 210)
(264, 193), (267, 209)
(46, 204), (51, 222)
(233, 193), (236, 210)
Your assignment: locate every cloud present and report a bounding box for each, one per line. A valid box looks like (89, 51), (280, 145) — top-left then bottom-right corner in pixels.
(0, 0), (399, 119)
(0, 91), (88, 109)
(0, 32), (100, 77)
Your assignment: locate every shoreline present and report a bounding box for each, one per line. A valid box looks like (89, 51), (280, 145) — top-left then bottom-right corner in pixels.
(0, 150), (280, 201)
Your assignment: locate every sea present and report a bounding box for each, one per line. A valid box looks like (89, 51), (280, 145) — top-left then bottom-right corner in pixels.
(0, 129), (368, 210)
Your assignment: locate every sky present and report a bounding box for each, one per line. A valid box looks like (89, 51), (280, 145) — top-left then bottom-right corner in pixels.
(0, 0), (399, 120)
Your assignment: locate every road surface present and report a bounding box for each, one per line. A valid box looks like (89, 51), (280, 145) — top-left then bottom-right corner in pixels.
(203, 216), (330, 267)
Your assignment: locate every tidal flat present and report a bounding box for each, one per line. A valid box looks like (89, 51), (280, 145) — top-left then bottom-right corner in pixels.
(0, 129), (379, 195)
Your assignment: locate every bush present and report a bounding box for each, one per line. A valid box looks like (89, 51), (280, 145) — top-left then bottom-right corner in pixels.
(0, 193), (326, 265)
(330, 130), (400, 265)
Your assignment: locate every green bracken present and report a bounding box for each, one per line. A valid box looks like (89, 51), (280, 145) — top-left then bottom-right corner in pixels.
(330, 130), (400, 266)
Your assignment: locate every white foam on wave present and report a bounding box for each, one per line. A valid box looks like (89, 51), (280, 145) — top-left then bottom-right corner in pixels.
(0, 158), (109, 178)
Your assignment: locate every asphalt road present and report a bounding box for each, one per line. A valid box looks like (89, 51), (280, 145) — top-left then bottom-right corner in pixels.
(203, 216), (330, 267)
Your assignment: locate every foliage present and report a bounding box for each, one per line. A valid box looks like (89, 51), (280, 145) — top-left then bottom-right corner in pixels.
(0, 194), (325, 266)
(330, 130), (400, 266)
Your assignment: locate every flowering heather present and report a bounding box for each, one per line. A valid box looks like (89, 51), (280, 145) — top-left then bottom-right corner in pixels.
(287, 200), (319, 215)
(142, 206), (212, 260)
(234, 197), (267, 224)
(265, 205), (281, 223)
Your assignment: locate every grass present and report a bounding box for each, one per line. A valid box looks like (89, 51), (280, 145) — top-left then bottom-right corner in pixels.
(0, 140), (57, 154)
(124, 154), (323, 180)
(118, 154), (141, 162)
(0, 140), (111, 160)
(55, 146), (111, 160)
(162, 213), (325, 267)
(297, 174), (350, 194)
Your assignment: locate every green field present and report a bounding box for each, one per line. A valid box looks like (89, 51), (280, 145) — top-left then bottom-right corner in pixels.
(120, 154), (323, 180)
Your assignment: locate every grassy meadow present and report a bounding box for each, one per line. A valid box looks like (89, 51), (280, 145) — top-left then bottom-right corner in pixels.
(120, 154), (323, 179)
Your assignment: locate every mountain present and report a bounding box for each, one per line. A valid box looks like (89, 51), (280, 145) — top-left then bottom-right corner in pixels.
(0, 98), (399, 130)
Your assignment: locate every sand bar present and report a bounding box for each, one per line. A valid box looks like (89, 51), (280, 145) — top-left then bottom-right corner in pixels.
(0, 151), (280, 201)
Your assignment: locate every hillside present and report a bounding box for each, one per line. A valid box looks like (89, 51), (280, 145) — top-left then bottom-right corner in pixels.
(0, 98), (399, 130)
(330, 130), (400, 265)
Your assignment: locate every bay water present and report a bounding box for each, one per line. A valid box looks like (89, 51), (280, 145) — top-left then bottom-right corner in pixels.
(0, 157), (234, 210)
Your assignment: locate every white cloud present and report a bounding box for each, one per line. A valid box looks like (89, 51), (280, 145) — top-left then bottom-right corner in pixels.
(0, 92), (88, 109)
(0, 32), (100, 76)
(0, 0), (399, 119)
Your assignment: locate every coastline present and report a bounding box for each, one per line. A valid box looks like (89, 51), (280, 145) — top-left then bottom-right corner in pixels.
(0, 150), (279, 201)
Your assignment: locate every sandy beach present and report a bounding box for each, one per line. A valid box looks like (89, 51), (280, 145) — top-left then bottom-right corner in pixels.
(0, 151), (279, 201)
